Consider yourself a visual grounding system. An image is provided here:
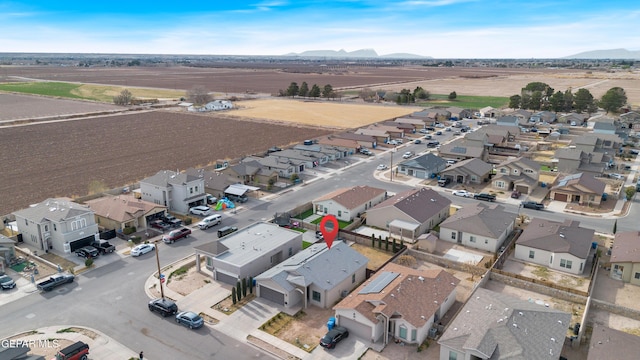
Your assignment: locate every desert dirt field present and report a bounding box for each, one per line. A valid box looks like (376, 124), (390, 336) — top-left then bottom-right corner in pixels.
(0, 92), (123, 121)
(0, 110), (331, 216)
(232, 98), (414, 128)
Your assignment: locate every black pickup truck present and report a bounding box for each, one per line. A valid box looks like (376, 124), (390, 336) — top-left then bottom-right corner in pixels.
(474, 193), (496, 202)
(93, 240), (116, 254)
(37, 273), (75, 291)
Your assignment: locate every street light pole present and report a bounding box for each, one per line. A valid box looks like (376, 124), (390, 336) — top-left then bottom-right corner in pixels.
(154, 241), (165, 299)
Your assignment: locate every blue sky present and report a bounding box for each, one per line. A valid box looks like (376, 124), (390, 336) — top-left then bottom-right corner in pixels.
(1, 0), (639, 58)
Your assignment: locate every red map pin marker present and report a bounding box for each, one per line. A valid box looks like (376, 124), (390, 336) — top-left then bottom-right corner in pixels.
(319, 215), (339, 250)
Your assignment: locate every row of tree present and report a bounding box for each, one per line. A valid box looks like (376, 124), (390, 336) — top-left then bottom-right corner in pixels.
(508, 82), (628, 114)
(280, 82), (337, 99)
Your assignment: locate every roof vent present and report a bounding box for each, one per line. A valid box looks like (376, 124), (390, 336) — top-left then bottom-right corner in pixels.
(418, 276), (425, 282)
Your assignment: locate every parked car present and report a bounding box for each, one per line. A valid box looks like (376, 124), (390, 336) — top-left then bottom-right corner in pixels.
(388, 140), (399, 146)
(53, 341), (89, 360)
(424, 134), (433, 140)
(198, 214), (222, 230)
(36, 273), (74, 291)
(315, 230), (324, 239)
(75, 246), (99, 259)
(452, 190), (473, 198)
(162, 227), (192, 244)
(511, 190), (521, 199)
(474, 193), (496, 202)
(435, 131), (443, 135)
(150, 220), (172, 231)
(437, 177), (451, 187)
(148, 298), (178, 317)
(376, 164), (388, 171)
(93, 239), (115, 254)
(413, 139), (422, 144)
(206, 194), (218, 205)
(320, 326), (349, 349)
(445, 127), (452, 132)
(189, 205), (212, 216)
(609, 173), (625, 180)
(426, 141), (439, 148)
(131, 243), (155, 257)
(402, 151), (414, 159)
(521, 201), (545, 210)
(217, 226), (238, 238)
(419, 129), (429, 134)
(446, 160), (457, 166)
(0, 274), (16, 290)
(175, 311), (204, 329)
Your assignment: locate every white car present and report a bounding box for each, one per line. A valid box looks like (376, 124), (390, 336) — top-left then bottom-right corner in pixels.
(609, 173), (625, 180)
(189, 205), (212, 216)
(452, 190), (473, 198)
(402, 151), (414, 159)
(376, 164), (388, 171)
(131, 243), (155, 257)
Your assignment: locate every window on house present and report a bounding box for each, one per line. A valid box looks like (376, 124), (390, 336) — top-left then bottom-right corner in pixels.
(411, 329), (417, 341)
(44, 225), (48, 232)
(53, 224), (57, 231)
(338, 210), (342, 217)
(500, 168), (507, 173)
(635, 272), (640, 280)
(195, 186), (199, 192)
(25, 219), (28, 226)
(580, 263), (583, 272)
(451, 232), (456, 240)
(190, 187), (193, 194)
(470, 236), (476, 243)
(550, 255), (553, 264)
(352, 274), (356, 283)
(529, 250), (535, 259)
(312, 291), (321, 302)
(496, 181), (505, 188)
(288, 247), (293, 256)
(448, 351), (457, 360)
(560, 259), (572, 269)
(399, 325), (407, 339)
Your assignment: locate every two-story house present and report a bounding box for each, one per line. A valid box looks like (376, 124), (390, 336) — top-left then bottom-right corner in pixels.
(13, 198), (99, 254)
(139, 170), (206, 215)
(313, 185), (387, 222)
(491, 156), (540, 195)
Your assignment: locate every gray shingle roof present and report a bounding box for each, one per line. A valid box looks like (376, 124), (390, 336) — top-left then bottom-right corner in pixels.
(141, 170), (200, 187)
(13, 198), (93, 222)
(610, 231), (640, 263)
(516, 218), (594, 258)
(439, 203), (515, 238)
(551, 173), (606, 194)
(371, 188), (451, 223)
(439, 288), (570, 360)
(588, 324), (640, 360)
(400, 153), (447, 171)
(442, 158), (492, 176)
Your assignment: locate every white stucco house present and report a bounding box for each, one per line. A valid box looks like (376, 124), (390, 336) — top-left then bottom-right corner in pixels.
(313, 185), (387, 222)
(139, 170), (206, 215)
(12, 198), (99, 254)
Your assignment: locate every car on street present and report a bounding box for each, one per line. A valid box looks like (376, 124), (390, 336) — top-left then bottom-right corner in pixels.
(162, 227), (192, 244)
(189, 205), (212, 216)
(0, 274), (16, 290)
(426, 141), (439, 148)
(75, 246), (99, 259)
(131, 243), (155, 257)
(424, 134), (432, 140)
(315, 230), (323, 239)
(435, 131), (443, 135)
(419, 129), (429, 134)
(376, 164), (388, 171)
(609, 173), (625, 180)
(414, 139), (422, 144)
(402, 151), (414, 159)
(474, 193), (496, 202)
(148, 298), (178, 317)
(320, 326), (349, 349)
(521, 201), (545, 210)
(452, 190), (473, 198)
(175, 311), (204, 329)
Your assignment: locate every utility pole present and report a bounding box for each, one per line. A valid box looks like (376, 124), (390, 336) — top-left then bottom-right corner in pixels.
(390, 146), (396, 182)
(154, 242), (165, 299)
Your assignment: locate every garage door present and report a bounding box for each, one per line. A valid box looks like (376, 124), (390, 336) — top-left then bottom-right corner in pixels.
(215, 271), (237, 285)
(515, 185), (529, 194)
(258, 285), (285, 306)
(554, 193), (568, 202)
(69, 235), (96, 251)
(337, 316), (372, 341)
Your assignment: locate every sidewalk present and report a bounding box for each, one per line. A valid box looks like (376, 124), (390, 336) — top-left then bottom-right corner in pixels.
(1, 325), (138, 359)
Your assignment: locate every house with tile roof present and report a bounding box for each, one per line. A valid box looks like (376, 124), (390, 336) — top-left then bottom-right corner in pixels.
(491, 156), (540, 195)
(334, 262), (459, 347)
(139, 170), (206, 214)
(439, 203), (515, 253)
(550, 173), (606, 206)
(587, 324), (640, 360)
(515, 218), (595, 275)
(254, 241), (368, 309)
(609, 231), (640, 285)
(438, 287), (571, 360)
(193, 222), (302, 285)
(366, 188), (451, 242)
(13, 198), (99, 253)
(397, 153), (448, 179)
(313, 186), (387, 222)
(439, 158), (493, 185)
(85, 194), (166, 231)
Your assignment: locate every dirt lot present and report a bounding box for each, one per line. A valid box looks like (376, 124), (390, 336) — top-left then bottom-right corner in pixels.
(350, 243), (394, 270)
(232, 98), (413, 128)
(0, 92), (122, 121)
(501, 256), (591, 293)
(0, 110), (331, 216)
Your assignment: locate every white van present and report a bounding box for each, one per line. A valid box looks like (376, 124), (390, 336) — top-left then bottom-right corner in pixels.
(198, 214), (222, 230)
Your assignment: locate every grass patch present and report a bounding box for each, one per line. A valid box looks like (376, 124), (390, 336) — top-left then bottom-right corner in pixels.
(416, 94), (509, 109)
(310, 217), (351, 228)
(302, 240), (314, 249)
(532, 266), (550, 279)
(56, 328), (77, 334)
(169, 266), (189, 278)
(0, 82), (84, 99)
(298, 208), (314, 219)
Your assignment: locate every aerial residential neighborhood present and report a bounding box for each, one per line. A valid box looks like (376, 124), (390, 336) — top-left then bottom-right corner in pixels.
(1, 53), (640, 360)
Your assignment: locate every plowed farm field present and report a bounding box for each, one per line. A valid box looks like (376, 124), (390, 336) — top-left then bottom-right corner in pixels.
(0, 111), (331, 216)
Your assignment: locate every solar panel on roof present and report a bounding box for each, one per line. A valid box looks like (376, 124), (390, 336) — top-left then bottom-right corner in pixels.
(359, 271), (399, 294)
(451, 147), (467, 154)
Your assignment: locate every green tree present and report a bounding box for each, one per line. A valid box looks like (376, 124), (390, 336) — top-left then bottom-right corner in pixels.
(414, 87), (430, 100)
(530, 91), (542, 111)
(520, 93), (532, 110)
(448, 91), (457, 100)
(236, 281), (242, 301)
(359, 87), (375, 102)
(574, 88), (595, 113)
(600, 87), (627, 113)
(613, 219), (618, 234)
(549, 91), (564, 113)
(298, 82), (309, 97)
(508, 94), (521, 109)
(231, 287), (237, 304)
(309, 84), (321, 98)
(248, 276), (254, 294)
(322, 84), (334, 98)
(624, 186), (637, 201)
(241, 278), (247, 297)
(113, 89), (133, 105)
(286, 82), (299, 97)
(563, 89), (574, 112)
(523, 82), (552, 93)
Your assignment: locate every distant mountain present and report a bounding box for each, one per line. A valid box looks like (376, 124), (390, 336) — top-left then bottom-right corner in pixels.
(564, 48), (640, 59)
(284, 49), (428, 59)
